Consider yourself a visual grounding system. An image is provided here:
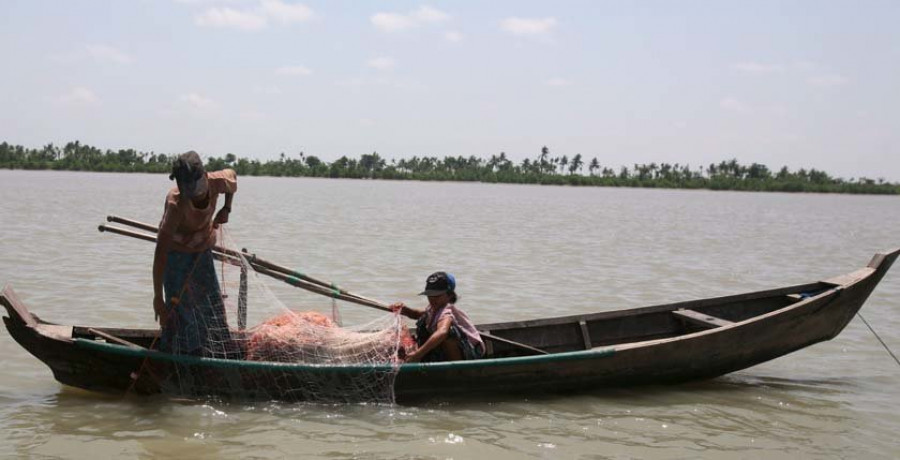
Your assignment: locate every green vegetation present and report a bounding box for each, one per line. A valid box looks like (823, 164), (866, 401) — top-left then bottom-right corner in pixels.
(2, 141), (897, 194)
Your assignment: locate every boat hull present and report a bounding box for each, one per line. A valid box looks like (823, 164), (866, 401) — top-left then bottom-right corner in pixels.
(3, 249), (897, 402)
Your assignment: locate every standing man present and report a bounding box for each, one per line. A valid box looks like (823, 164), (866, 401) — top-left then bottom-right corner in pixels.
(153, 151), (237, 357)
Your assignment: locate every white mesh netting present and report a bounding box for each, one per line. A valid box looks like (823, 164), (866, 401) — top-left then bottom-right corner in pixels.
(146, 228), (416, 404)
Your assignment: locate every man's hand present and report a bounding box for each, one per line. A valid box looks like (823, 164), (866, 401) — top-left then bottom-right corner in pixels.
(213, 207), (230, 227)
(154, 295), (168, 325)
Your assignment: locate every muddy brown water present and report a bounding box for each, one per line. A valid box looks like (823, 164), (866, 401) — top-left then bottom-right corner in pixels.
(1, 170), (899, 459)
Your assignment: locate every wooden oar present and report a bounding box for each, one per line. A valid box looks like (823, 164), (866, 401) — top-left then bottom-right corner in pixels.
(246, 263), (548, 354)
(98, 224), (242, 268)
(243, 260), (547, 355)
(106, 216), (382, 306)
(102, 216), (549, 356)
(98, 224), (387, 311)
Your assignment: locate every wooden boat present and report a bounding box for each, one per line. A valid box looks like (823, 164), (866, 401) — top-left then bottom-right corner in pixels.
(3, 248), (898, 402)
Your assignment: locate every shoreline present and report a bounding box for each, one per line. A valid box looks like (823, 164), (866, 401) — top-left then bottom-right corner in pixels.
(2, 164), (898, 196)
(3, 141), (897, 195)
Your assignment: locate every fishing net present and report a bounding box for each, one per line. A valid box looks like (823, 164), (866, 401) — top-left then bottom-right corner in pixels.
(145, 228), (416, 404)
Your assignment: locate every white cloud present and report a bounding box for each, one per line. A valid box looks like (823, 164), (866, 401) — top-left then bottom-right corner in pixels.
(371, 13), (415, 32)
(276, 65), (312, 76)
(545, 77), (571, 87)
(444, 31), (463, 42)
(194, 1), (312, 30)
(367, 57), (395, 71)
(732, 62), (783, 74)
(808, 74), (847, 88)
(412, 6), (450, 23)
(260, 0), (313, 25)
(371, 6), (450, 32)
(360, 118), (376, 127)
(196, 7), (267, 30)
(58, 87), (99, 105)
(500, 17), (557, 36)
(180, 92), (217, 109)
(720, 97), (747, 112)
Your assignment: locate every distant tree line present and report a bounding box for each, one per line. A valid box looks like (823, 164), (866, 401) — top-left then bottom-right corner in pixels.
(1, 141), (897, 195)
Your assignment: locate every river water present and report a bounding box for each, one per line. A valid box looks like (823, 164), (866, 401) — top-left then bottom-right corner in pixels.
(1, 170), (898, 459)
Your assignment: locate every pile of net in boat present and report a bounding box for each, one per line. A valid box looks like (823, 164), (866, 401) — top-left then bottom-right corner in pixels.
(148, 228), (416, 404)
(244, 310), (416, 364)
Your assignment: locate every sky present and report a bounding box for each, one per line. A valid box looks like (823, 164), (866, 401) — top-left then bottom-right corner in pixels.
(1, 0), (899, 180)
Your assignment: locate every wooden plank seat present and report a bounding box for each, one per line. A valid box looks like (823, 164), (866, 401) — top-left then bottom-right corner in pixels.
(672, 309), (734, 329)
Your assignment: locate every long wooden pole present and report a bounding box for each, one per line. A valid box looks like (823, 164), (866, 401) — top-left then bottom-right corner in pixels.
(106, 216), (383, 307)
(97, 224), (391, 311)
(101, 216), (547, 355)
(98, 224), (240, 266)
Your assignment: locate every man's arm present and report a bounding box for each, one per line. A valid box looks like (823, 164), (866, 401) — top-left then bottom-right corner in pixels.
(152, 232), (172, 324)
(154, 199), (181, 324)
(214, 192), (233, 226)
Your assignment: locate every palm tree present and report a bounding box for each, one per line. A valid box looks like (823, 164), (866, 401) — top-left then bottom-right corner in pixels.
(497, 151), (512, 171)
(539, 146), (550, 176)
(487, 154), (499, 172)
(589, 157), (600, 176)
(569, 154), (583, 175)
(777, 166), (790, 180)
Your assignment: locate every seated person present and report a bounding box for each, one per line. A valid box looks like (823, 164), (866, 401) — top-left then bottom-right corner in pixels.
(391, 272), (485, 362)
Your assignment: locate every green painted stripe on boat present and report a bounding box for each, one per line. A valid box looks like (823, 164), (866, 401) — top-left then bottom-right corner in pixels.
(73, 338), (616, 373)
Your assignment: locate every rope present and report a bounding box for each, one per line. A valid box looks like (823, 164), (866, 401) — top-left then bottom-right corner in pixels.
(219, 226), (227, 298)
(857, 313), (900, 368)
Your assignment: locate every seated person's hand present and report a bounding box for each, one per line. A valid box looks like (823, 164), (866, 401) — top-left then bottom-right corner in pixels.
(389, 302), (406, 314)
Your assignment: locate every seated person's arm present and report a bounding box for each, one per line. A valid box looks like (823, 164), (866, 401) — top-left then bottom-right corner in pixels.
(390, 302), (424, 320)
(405, 317), (452, 363)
